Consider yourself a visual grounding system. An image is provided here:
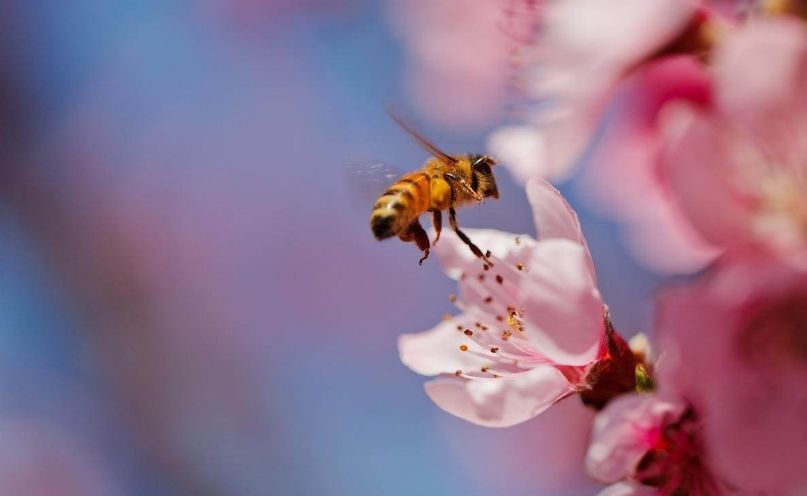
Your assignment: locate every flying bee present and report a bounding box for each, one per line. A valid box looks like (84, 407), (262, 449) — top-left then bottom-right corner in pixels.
(370, 113), (499, 266)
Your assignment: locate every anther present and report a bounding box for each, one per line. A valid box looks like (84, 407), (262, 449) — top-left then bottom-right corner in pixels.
(455, 370), (463, 377)
(485, 250), (492, 258)
(484, 296), (493, 304)
(478, 273), (485, 281)
(460, 344), (469, 352)
(448, 294), (457, 303)
(516, 263), (524, 271)
(515, 236), (521, 245)
(496, 275), (504, 284)
(464, 329), (474, 336)
(490, 346), (499, 354)
(496, 315), (504, 322)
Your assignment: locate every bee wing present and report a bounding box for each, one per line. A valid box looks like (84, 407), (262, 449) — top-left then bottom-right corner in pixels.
(343, 157), (406, 213)
(387, 109), (458, 165)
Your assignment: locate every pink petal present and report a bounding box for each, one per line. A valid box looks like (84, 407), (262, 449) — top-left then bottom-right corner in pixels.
(526, 177), (596, 281)
(423, 366), (572, 427)
(487, 125), (575, 184)
(597, 482), (657, 496)
(714, 17), (807, 154)
(659, 103), (754, 248)
(586, 394), (684, 483)
(519, 239), (603, 366)
(399, 315), (493, 377)
(521, 0), (696, 178)
(526, 177), (586, 245)
(657, 254), (807, 493)
(541, 0), (695, 74)
(620, 204), (722, 274)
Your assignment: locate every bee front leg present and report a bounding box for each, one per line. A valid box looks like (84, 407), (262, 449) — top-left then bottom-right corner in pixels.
(399, 219), (431, 266)
(431, 209), (442, 245)
(448, 207), (493, 269)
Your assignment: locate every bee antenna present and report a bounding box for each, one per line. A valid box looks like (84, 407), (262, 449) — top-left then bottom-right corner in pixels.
(386, 107), (457, 165)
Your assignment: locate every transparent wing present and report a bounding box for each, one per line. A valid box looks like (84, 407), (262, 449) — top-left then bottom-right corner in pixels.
(343, 156), (406, 213)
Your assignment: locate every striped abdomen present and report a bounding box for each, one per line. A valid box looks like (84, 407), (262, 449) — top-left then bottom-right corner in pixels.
(370, 171), (431, 240)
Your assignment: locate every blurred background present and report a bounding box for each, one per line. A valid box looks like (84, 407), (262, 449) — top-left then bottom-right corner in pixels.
(0, 2), (663, 495)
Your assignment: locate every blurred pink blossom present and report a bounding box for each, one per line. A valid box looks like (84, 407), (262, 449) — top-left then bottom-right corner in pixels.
(586, 394), (727, 495)
(659, 17), (807, 262)
(387, 0), (542, 129)
(577, 56), (721, 274)
(657, 251), (807, 494)
(399, 179), (638, 427)
(489, 0), (699, 182)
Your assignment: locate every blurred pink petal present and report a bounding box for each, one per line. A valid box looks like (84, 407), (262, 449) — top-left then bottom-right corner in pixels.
(658, 104), (754, 246)
(657, 252), (807, 494)
(387, 0), (540, 129)
(597, 481), (657, 496)
(494, 0), (698, 182)
(587, 393), (730, 494)
(579, 56), (721, 274)
(586, 394), (684, 484)
(659, 18), (807, 260)
(399, 179), (639, 426)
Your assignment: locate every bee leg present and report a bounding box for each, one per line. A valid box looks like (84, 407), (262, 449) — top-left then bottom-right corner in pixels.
(431, 210), (442, 245)
(399, 219), (431, 265)
(449, 207), (493, 268)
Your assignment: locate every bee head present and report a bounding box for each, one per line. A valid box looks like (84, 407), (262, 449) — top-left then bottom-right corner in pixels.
(470, 155), (499, 199)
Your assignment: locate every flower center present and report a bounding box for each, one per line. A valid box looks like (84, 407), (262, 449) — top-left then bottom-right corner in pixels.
(755, 170), (807, 246)
(635, 410), (720, 495)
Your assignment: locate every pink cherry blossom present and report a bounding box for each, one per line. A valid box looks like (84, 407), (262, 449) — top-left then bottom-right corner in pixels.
(657, 250), (807, 494)
(399, 178), (639, 427)
(658, 17), (807, 262)
(489, 0), (699, 182)
(587, 394), (729, 495)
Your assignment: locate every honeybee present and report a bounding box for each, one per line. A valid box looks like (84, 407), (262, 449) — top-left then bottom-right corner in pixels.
(370, 114), (499, 266)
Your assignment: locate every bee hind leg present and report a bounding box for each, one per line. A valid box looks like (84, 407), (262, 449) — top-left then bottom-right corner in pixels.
(398, 219), (431, 266)
(431, 210), (442, 245)
(449, 207), (493, 269)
